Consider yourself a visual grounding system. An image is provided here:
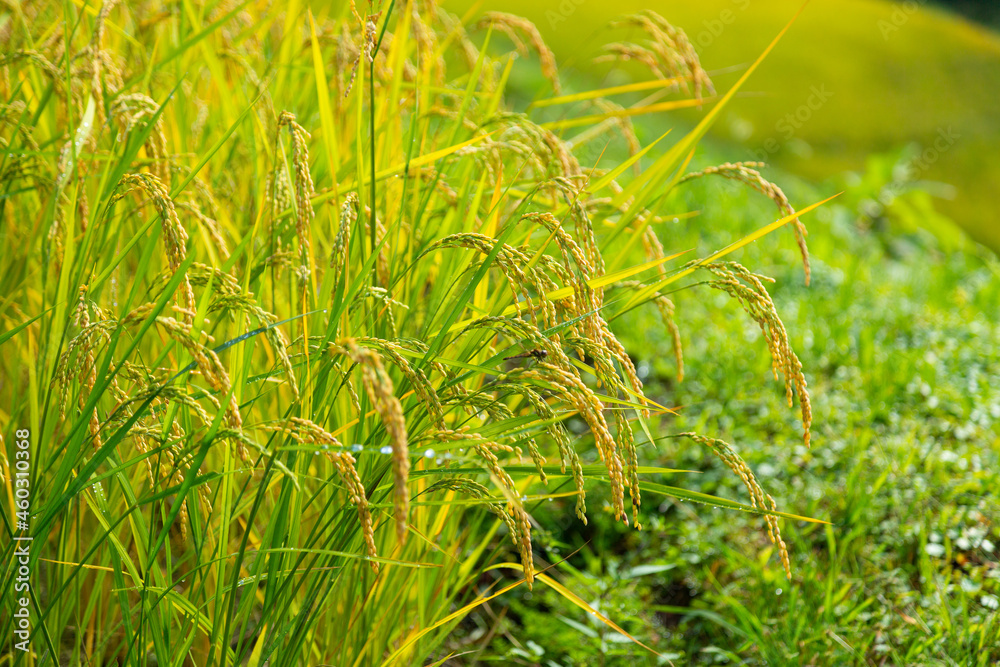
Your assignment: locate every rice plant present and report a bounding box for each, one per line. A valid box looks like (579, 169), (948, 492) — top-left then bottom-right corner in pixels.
(0, 1), (826, 663)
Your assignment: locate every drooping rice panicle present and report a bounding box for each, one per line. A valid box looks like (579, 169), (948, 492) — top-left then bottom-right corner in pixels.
(601, 11), (714, 100)
(680, 162), (811, 284)
(265, 417), (379, 571)
(329, 339), (410, 542)
(277, 111), (316, 285)
(112, 94), (171, 183)
(677, 432), (792, 578)
(698, 261), (812, 446)
(431, 428), (535, 588)
(114, 173), (195, 323)
(474, 12), (561, 94)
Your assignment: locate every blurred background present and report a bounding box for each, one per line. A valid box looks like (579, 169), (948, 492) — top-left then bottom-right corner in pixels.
(450, 0), (1000, 252)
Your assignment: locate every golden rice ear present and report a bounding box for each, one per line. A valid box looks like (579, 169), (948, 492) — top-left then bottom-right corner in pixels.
(527, 362), (628, 525)
(111, 95), (170, 183)
(431, 429), (536, 588)
(679, 162), (811, 284)
(76, 1), (124, 128)
(276, 111), (316, 285)
(365, 338), (445, 429)
(330, 340), (411, 543)
(697, 261), (812, 447)
(115, 173), (195, 324)
(679, 433), (792, 578)
(330, 193), (359, 278)
(202, 291), (299, 400)
(601, 10), (714, 100)
(264, 418), (380, 572)
(473, 12), (562, 94)
(154, 316), (246, 459)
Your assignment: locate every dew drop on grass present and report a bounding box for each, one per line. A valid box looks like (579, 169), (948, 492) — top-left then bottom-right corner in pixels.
(925, 543), (946, 558)
(351, 444), (363, 453)
(424, 449), (435, 458)
(379, 446), (392, 455)
(776, 588), (783, 596)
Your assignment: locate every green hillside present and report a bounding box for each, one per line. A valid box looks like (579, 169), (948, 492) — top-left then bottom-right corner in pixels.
(453, 0), (1000, 251)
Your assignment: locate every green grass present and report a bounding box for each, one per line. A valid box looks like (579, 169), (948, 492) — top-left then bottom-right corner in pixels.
(0, 2), (833, 665)
(455, 0), (1000, 253)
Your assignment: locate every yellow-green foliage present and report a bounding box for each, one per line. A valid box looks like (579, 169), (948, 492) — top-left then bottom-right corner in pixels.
(0, 1), (821, 664)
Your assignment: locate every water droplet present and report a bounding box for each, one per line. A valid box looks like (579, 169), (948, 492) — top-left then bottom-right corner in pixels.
(776, 588), (783, 596)
(351, 444), (363, 453)
(380, 446), (392, 455)
(424, 449), (435, 458)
